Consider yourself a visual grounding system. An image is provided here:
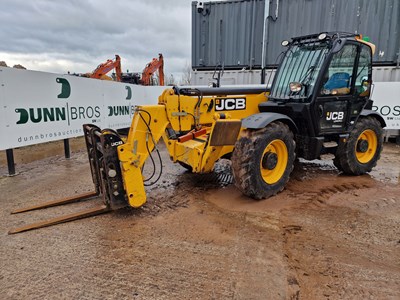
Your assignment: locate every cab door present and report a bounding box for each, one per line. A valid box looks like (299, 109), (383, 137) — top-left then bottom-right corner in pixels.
(314, 43), (359, 135)
(348, 44), (373, 126)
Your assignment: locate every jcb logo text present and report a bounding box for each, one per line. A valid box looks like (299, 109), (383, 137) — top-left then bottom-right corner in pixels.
(215, 98), (246, 111)
(326, 111), (344, 121)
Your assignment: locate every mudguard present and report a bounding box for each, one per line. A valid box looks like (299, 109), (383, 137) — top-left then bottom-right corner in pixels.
(360, 109), (386, 128)
(242, 112), (298, 133)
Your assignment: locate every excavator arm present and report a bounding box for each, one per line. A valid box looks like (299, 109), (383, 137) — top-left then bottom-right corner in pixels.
(141, 54), (164, 86)
(89, 55), (122, 81)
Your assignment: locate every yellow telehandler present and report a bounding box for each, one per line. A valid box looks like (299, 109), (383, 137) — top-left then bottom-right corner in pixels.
(10, 32), (385, 234)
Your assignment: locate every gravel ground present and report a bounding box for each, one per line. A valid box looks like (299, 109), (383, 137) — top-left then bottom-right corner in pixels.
(0, 141), (399, 299)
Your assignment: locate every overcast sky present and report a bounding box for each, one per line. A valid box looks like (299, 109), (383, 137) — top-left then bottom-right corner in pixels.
(0, 0), (192, 81)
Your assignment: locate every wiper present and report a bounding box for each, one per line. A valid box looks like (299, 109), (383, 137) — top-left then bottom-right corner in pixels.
(297, 65), (316, 97)
(300, 65), (316, 86)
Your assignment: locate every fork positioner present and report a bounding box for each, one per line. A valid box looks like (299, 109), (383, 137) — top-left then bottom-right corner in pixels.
(9, 86), (268, 233)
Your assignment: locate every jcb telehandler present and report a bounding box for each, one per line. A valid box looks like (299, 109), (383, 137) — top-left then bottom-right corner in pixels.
(10, 32), (385, 234)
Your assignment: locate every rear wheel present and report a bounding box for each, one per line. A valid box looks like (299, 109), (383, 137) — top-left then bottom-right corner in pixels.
(333, 117), (383, 175)
(232, 122), (296, 199)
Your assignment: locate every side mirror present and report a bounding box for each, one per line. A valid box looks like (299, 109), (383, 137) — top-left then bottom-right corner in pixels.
(331, 39), (346, 54)
(361, 76), (369, 86)
(359, 77), (371, 96)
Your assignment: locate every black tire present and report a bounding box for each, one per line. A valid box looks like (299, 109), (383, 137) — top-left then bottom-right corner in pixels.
(333, 117), (383, 175)
(231, 122), (296, 199)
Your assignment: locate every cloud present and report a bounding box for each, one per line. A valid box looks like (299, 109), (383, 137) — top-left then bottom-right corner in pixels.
(0, 0), (192, 79)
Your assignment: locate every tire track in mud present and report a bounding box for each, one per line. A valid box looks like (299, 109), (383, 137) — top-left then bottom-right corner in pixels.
(195, 160), (380, 299)
(154, 165), (291, 298)
(197, 157), (390, 299)
(289, 181), (374, 208)
(3, 144), (398, 299)
(281, 224), (302, 300)
(275, 160), (382, 299)
(278, 167), (400, 299)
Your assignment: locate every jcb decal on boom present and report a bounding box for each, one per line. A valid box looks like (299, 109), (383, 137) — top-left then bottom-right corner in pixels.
(215, 98), (246, 111)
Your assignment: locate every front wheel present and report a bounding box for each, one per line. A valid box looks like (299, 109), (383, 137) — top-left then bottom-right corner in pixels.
(232, 122), (296, 199)
(333, 117), (383, 175)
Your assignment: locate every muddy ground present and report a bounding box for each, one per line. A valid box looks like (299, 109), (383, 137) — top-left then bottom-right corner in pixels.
(0, 140), (399, 299)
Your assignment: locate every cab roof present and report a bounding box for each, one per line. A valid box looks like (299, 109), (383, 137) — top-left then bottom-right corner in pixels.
(288, 32), (375, 54)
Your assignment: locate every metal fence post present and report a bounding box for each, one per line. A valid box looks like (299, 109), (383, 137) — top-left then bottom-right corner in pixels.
(6, 149), (15, 175)
(63, 139), (70, 159)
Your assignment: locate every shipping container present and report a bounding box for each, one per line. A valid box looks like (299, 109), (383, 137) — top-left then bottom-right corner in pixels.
(192, 0), (266, 70)
(192, 0), (400, 69)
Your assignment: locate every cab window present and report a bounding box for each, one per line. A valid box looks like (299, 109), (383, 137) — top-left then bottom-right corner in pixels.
(355, 45), (372, 97)
(320, 44), (357, 96)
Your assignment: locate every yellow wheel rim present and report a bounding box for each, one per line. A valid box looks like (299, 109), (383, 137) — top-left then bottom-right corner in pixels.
(355, 129), (377, 164)
(260, 139), (288, 184)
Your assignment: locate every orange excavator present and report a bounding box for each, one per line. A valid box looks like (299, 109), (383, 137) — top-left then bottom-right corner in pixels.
(81, 54), (164, 85)
(87, 55), (122, 81)
(141, 53), (164, 86)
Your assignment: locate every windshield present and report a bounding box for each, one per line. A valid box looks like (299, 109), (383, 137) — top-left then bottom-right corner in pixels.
(270, 41), (330, 102)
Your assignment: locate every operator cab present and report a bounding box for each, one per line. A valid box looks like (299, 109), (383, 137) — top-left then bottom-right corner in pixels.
(260, 32), (374, 137)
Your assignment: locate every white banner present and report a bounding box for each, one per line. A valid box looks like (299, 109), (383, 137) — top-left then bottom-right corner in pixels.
(372, 82), (400, 130)
(1, 67), (398, 151)
(0, 67), (165, 150)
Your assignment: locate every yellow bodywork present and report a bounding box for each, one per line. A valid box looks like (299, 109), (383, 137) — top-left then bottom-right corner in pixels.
(117, 88), (268, 207)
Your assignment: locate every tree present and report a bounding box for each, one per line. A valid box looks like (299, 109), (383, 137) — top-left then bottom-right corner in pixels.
(180, 61), (192, 85)
(166, 74), (176, 86)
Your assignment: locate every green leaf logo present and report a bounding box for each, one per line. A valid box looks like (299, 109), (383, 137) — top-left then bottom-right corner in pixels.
(56, 78), (71, 99)
(125, 86), (132, 100)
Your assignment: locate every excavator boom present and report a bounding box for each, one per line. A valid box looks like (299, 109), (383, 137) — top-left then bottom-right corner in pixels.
(141, 54), (164, 86)
(89, 55), (122, 81)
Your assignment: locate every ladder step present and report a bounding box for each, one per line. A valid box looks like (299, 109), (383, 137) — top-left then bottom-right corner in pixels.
(323, 141), (338, 148)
